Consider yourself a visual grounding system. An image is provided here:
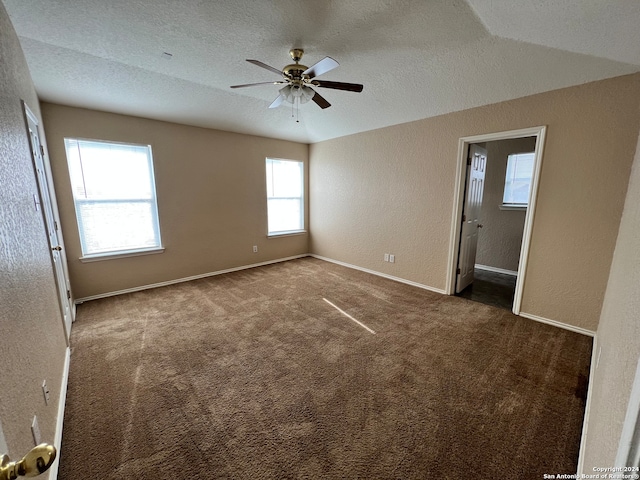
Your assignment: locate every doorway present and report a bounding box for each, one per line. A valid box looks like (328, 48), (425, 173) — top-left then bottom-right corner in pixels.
(446, 126), (546, 315)
(23, 102), (74, 341)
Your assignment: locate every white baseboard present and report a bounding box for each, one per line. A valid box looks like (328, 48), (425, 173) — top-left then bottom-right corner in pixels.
(475, 264), (518, 276)
(518, 312), (595, 337)
(49, 346), (70, 480)
(576, 335), (598, 476)
(310, 254), (447, 295)
(74, 254), (310, 303)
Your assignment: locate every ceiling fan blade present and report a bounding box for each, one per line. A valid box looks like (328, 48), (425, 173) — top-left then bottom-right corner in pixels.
(246, 59), (283, 76)
(314, 80), (364, 92)
(303, 56), (339, 79)
(231, 81), (286, 89)
(268, 94), (285, 109)
(311, 91), (331, 109)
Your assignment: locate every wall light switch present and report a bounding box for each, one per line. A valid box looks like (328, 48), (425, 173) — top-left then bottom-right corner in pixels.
(42, 380), (50, 405)
(389, 254), (395, 263)
(31, 416), (41, 445)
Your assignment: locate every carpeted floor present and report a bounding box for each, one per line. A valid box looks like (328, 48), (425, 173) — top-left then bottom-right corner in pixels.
(59, 257), (592, 479)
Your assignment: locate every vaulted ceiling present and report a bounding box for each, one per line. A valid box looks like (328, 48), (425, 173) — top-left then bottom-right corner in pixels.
(4, 0), (640, 143)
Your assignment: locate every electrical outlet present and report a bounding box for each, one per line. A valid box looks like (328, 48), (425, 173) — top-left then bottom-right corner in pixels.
(31, 416), (41, 445)
(389, 254), (395, 263)
(42, 380), (50, 405)
(252, 245), (258, 253)
(384, 253), (389, 262)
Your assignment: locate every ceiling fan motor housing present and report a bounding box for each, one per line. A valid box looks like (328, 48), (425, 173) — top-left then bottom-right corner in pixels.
(282, 64), (308, 81)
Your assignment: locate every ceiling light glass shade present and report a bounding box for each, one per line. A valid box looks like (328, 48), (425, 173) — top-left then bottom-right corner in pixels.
(278, 85), (314, 104)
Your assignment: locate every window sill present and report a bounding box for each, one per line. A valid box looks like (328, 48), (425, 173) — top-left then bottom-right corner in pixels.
(499, 204), (528, 211)
(268, 230), (307, 238)
(80, 247), (165, 263)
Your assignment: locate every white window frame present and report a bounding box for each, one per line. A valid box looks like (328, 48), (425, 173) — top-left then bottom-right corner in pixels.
(266, 158), (305, 236)
(500, 152), (536, 210)
(63, 138), (164, 261)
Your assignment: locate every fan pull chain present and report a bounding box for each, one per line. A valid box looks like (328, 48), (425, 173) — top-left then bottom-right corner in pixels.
(291, 99), (300, 123)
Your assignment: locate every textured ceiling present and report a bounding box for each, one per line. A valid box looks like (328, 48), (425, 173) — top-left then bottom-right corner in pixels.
(3, 0), (639, 144)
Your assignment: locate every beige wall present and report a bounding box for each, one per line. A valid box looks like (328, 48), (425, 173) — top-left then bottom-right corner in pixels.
(309, 74), (640, 331)
(476, 137), (537, 272)
(582, 128), (640, 469)
(0, 1), (68, 471)
(41, 104), (309, 299)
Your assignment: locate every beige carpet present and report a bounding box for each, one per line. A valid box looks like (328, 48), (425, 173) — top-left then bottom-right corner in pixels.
(59, 257), (591, 479)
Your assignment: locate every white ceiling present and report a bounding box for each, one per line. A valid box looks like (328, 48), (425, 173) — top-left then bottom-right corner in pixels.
(3, 0), (639, 144)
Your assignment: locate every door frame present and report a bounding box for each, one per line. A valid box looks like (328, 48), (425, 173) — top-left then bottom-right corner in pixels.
(22, 101), (75, 341)
(614, 355), (640, 469)
(445, 126), (547, 315)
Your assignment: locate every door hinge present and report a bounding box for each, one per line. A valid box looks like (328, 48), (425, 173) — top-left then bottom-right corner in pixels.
(462, 214), (466, 222)
(40, 144), (45, 157)
(67, 290), (71, 300)
(54, 220), (59, 231)
(467, 156), (472, 166)
(456, 268), (461, 274)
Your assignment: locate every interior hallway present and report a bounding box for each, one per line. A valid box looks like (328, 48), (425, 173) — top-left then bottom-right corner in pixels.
(457, 269), (517, 311)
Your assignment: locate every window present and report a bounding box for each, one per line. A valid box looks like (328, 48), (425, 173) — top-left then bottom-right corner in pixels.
(266, 158), (304, 235)
(64, 138), (162, 258)
(502, 152), (535, 208)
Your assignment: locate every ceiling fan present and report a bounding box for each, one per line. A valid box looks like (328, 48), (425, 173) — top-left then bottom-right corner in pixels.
(230, 48), (364, 110)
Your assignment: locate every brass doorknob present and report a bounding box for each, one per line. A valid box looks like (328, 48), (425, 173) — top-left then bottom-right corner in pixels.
(51, 246), (62, 251)
(0, 444), (56, 480)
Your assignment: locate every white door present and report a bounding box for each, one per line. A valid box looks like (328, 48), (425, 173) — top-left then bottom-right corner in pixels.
(23, 104), (73, 341)
(456, 144), (487, 293)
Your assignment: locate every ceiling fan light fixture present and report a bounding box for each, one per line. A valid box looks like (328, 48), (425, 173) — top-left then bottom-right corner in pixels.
(299, 86), (314, 104)
(278, 85), (314, 105)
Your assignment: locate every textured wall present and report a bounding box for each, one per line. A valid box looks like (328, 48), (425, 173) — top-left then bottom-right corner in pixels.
(310, 74), (640, 331)
(0, 1), (67, 468)
(41, 104), (309, 299)
(476, 137), (537, 272)
(582, 129), (640, 469)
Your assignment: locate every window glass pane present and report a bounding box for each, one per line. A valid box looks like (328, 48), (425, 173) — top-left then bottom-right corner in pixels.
(66, 140), (153, 200)
(270, 160), (302, 197)
(64, 138), (162, 256)
(266, 158), (304, 234)
(503, 153), (535, 205)
(77, 201), (158, 254)
(266, 160), (274, 197)
(267, 198), (302, 233)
